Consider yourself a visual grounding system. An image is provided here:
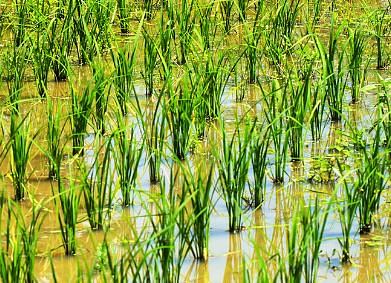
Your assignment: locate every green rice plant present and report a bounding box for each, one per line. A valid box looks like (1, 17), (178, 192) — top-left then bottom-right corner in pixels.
(204, 52), (231, 120)
(287, 65), (312, 161)
(308, 78), (327, 141)
(220, 0), (234, 34)
(176, 0), (195, 65)
(355, 124), (388, 234)
(70, 83), (95, 156)
(49, 2), (72, 81)
(236, 0), (249, 22)
(348, 27), (368, 103)
(243, 3), (264, 84)
(10, 114), (35, 201)
(158, 2), (175, 79)
(91, 0), (114, 50)
(215, 119), (255, 232)
(13, 0), (28, 47)
(80, 136), (114, 230)
(336, 161), (360, 263)
(250, 124), (271, 207)
(52, 163), (81, 256)
(47, 97), (67, 179)
(133, 88), (166, 183)
(370, 5), (391, 69)
(31, 0), (51, 98)
(305, 0), (323, 30)
(92, 61), (109, 134)
(148, 167), (193, 283)
(0, 201), (25, 282)
(112, 109), (143, 206)
(378, 75), (391, 148)
(260, 79), (289, 183)
(142, 29), (159, 96)
(117, 0), (129, 33)
(144, 0), (154, 20)
(166, 76), (194, 160)
(314, 15), (348, 122)
(196, 0), (216, 51)
(111, 46), (136, 115)
(182, 163), (216, 261)
(282, 199), (330, 282)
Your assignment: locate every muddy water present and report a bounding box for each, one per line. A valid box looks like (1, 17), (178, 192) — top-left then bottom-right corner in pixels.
(0, 62), (390, 282)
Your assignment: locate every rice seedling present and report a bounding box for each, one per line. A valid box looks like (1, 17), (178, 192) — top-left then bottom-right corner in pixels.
(70, 84), (95, 156)
(111, 46), (136, 115)
(176, 0), (195, 65)
(215, 119), (255, 232)
(144, 0), (154, 20)
(287, 65), (311, 161)
(355, 123), (388, 234)
(378, 75), (391, 148)
(315, 14), (348, 122)
(10, 114), (36, 201)
(182, 162), (216, 261)
(148, 166), (194, 282)
(112, 109), (143, 206)
(80, 136), (114, 230)
(46, 97), (67, 179)
(348, 27), (368, 103)
(336, 161), (360, 264)
(243, 1), (263, 84)
(133, 88), (166, 183)
(308, 78), (327, 141)
(142, 29), (159, 97)
(13, 0), (28, 48)
(236, 0), (249, 22)
(220, 0), (234, 34)
(166, 75), (194, 161)
(260, 79), (289, 183)
(49, 3), (72, 81)
(92, 61), (109, 134)
(250, 124), (271, 207)
(52, 162), (81, 256)
(370, 5), (391, 69)
(196, 0), (216, 51)
(117, 0), (129, 33)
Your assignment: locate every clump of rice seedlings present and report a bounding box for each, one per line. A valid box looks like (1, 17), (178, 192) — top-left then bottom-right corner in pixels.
(158, 3), (175, 80)
(282, 199), (330, 282)
(309, 78), (326, 141)
(91, 0), (114, 50)
(50, 3), (72, 81)
(10, 114), (35, 201)
(111, 46), (136, 115)
(336, 161), (360, 264)
(370, 6), (391, 69)
(13, 0), (28, 47)
(144, 0), (154, 20)
(220, 0), (234, 34)
(176, 0), (195, 65)
(236, 0), (249, 22)
(315, 14), (348, 122)
(31, 0), (51, 98)
(70, 83), (94, 156)
(148, 167), (193, 282)
(117, 0), (129, 33)
(183, 162), (216, 261)
(215, 119), (255, 233)
(204, 52), (230, 120)
(355, 124), (388, 234)
(250, 124), (270, 207)
(196, 0), (216, 51)
(142, 29), (159, 97)
(112, 109), (143, 206)
(243, 3), (263, 84)
(348, 27), (367, 103)
(47, 97), (66, 179)
(166, 75), (194, 161)
(287, 65), (311, 161)
(378, 75), (391, 148)
(134, 89), (166, 183)
(92, 61), (109, 134)
(81, 136), (114, 230)
(260, 79), (289, 183)
(52, 162), (81, 256)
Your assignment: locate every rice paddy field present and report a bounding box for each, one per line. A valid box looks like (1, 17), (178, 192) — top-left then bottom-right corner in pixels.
(0, 0), (390, 282)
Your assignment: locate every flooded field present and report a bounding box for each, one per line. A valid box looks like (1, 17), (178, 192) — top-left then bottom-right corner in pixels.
(0, 0), (390, 282)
